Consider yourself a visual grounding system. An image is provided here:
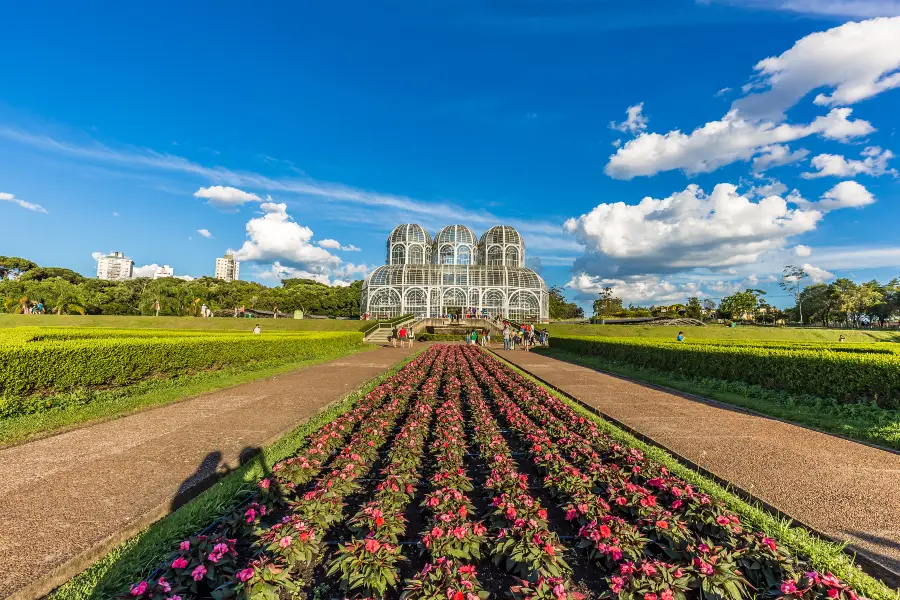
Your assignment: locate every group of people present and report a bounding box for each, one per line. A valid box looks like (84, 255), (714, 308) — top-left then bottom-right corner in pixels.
(390, 325), (414, 348)
(466, 328), (491, 346)
(20, 301), (46, 314)
(501, 322), (549, 351)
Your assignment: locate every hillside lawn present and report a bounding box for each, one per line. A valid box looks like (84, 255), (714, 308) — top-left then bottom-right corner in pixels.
(0, 314), (363, 332)
(546, 322), (900, 343)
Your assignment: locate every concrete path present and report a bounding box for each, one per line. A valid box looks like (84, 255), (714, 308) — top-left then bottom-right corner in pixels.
(494, 349), (900, 582)
(0, 346), (416, 600)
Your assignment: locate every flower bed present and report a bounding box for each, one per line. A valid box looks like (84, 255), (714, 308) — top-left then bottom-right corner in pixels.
(114, 344), (872, 600)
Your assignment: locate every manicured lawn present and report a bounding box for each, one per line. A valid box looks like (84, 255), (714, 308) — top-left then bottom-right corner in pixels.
(0, 314), (363, 331)
(546, 322), (900, 343)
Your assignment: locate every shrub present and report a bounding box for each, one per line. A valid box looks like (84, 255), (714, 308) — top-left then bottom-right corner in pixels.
(550, 336), (900, 408)
(0, 332), (364, 397)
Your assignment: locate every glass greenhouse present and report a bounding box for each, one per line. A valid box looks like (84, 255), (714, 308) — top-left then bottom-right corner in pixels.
(361, 224), (549, 322)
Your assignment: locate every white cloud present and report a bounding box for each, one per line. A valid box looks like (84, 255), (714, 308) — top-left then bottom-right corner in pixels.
(748, 178), (789, 197)
(0, 191), (49, 214)
(802, 263), (835, 283)
(609, 103), (649, 135)
(710, 0), (900, 18)
(193, 185), (260, 208)
(197, 228), (213, 238)
(809, 245), (900, 269)
(605, 108), (873, 179)
(801, 146), (897, 178)
(0, 126), (561, 240)
(716, 87), (732, 97)
(256, 260), (372, 286)
(734, 17), (900, 121)
(567, 273), (706, 304)
(133, 264), (159, 278)
(751, 144), (810, 173)
(794, 244), (813, 257)
(816, 181), (876, 211)
(611, 139), (622, 148)
(564, 183), (822, 278)
(91, 251), (104, 261)
(229, 202), (340, 274)
(317, 239), (362, 252)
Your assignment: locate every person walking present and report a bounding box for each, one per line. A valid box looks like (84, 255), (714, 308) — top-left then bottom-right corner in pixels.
(152, 299), (161, 317)
(503, 325), (511, 351)
(391, 325), (399, 348)
(398, 325), (408, 348)
(470, 329), (478, 346)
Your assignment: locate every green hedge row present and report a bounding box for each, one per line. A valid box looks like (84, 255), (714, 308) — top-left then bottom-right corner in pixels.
(550, 336), (900, 408)
(0, 332), (364, 397)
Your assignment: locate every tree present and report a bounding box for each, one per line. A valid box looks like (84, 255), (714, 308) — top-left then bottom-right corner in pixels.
(548, 286), (584, 320)
(719, 289), (763, 322)
(592, 287), (623, 318)
(0, 256), (38, 280)
(702, 299), (717, 321)
(779, 265), (809, 324)
(685, 297), (702, 320)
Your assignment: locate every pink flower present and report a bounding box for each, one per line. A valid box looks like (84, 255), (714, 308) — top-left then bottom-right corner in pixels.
(565, 509), (577, 521)
(179, 540), (190, 551)
(171, 557), (189, 569)
(166, 596), (182, 600)
(259, 478), (271, 490)
(716, 515), (731, 526)
(610, 577), (625, 594)
(661, 590), (674, 600)
(130, 581), (148, 596)
(244, 508), (257, 523)
(762, 537), (777, 552)
(279, 535), (293, 549)
(191, 565), (207, 581)
(157, 578), (171, 593)
(365, 538), (381, 553)
(828, 590), (840, 599)
(645, 594), (658, 600)
(237, 568), (255, 582)
(781, 580), (798, 595)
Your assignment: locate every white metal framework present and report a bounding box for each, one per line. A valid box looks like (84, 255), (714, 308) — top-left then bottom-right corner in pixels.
(362, 224), (549, 322)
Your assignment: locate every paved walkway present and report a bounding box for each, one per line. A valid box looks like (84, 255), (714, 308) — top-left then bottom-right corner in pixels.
(494, 349), (900, 582)
(0, 346), (415, 600)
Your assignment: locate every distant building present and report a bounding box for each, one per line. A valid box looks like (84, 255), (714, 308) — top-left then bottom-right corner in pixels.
(215, 254), (240, 282)
(153, 265), (174, 279)
(97, 251), (134, 281)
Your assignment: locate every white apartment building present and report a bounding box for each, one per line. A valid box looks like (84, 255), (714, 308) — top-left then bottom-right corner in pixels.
(97, 251), (134, 281)
(153, 265), (174, 279)
(215, 255), (240, 282)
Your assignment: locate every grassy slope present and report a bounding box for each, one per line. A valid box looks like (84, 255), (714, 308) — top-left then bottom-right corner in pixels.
(494, 353), (899, 600)
(546, 323), (900, 343)
(48, 349), (421, 600)
(538, 349), (900, 450)
(0, 314), (362, 331)
(0, 344), (374, 447)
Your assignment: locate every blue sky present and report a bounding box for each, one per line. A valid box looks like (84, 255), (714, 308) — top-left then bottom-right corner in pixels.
(2, 0), (899, 308)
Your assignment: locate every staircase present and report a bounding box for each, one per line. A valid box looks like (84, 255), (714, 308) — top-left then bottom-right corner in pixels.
(362, 315), (419, 344)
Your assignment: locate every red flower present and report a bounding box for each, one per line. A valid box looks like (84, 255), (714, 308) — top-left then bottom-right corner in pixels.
(645, 594), (658, 600)
(454, 592), (465, 600)
(538, 508), (548, 520)
(544, 543), (555, 556)
(656, 520), (669, 529)
(598, 524), (612, 538)
(365, 538), (381, 553)
(375, 517), (385, 527)
(716, 515), (731, 526)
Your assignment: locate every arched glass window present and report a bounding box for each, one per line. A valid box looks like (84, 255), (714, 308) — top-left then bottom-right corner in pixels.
(408, 245), (424, 265)
(457, 246), (471, 265)
(370, 289), (401, 319)
(391, 245), (405, 265)
(443, 288), (466, 310)
(405, 288), (428, 316)
(505, 247), (519, 267)
(483, 289), (504, 317)
(509, 291), (540, 322)
(487, 246), (503, 266)
(440, 245), (455, 265)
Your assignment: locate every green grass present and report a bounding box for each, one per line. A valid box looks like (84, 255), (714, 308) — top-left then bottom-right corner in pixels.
(491, 351), (900, 600)
(546, 322), (900, 343)
(0, 313), (363, 331)
(47, 347), (423, 600)
(0, 344), (374, 447)
(537, 348), (900, 450)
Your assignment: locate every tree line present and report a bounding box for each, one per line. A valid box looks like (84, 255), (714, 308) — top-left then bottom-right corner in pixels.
(0, 256), (362, 317)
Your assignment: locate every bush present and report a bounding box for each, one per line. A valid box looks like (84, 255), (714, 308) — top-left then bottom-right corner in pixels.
(0, 332), (364, 398)
(550, 336), (900, 408)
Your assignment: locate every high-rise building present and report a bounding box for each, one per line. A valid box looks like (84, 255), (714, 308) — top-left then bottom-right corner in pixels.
(215, 254), (240, 282)
(153, 265), (174, 279)
(97, 251), (134, 281)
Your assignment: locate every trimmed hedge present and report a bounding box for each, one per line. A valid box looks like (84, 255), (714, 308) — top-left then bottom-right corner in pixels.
(0, 332), (364, 397)
(550, 336), (900, 408)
